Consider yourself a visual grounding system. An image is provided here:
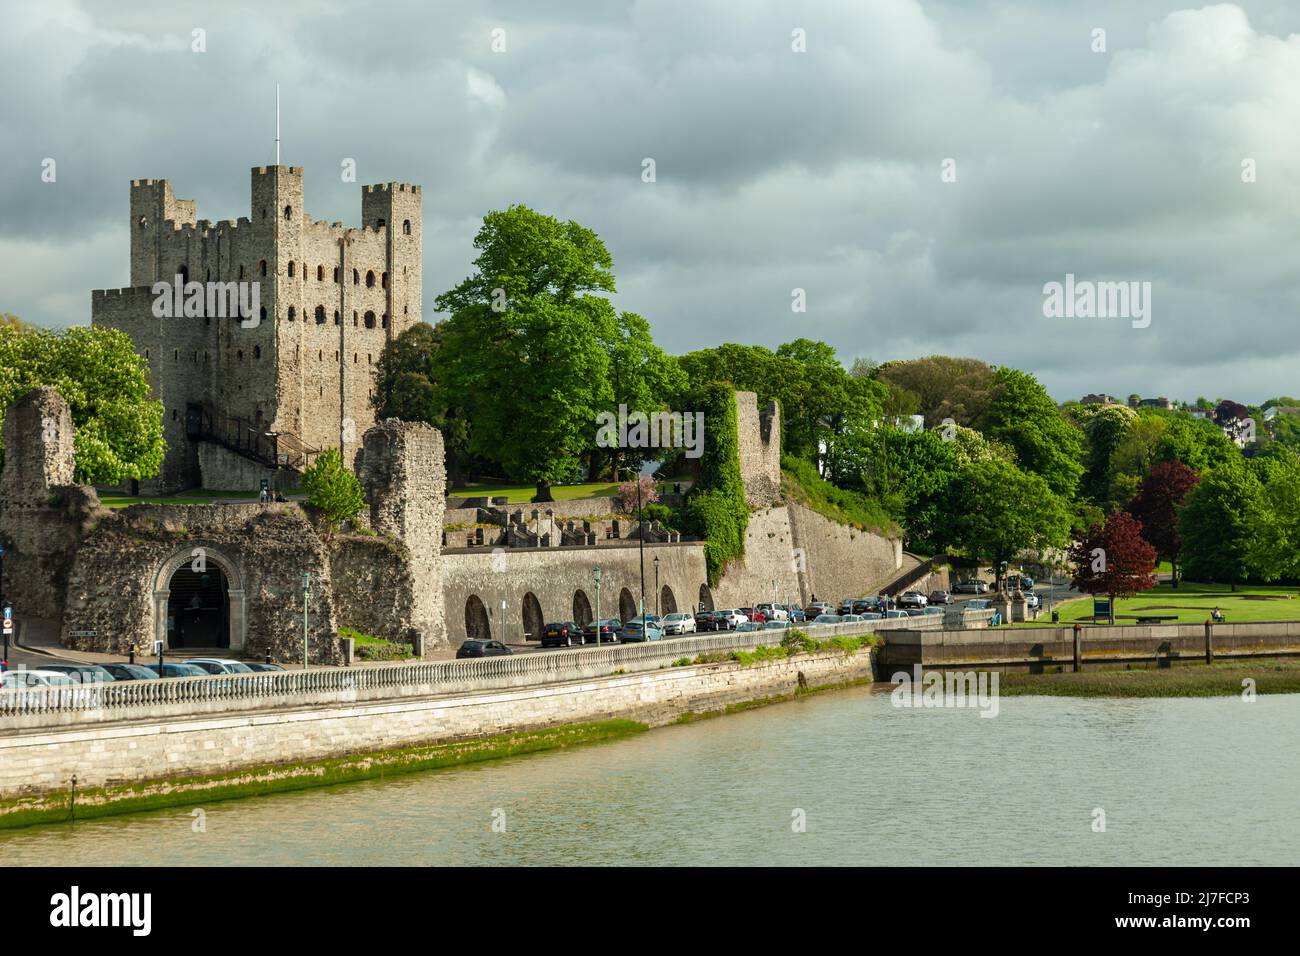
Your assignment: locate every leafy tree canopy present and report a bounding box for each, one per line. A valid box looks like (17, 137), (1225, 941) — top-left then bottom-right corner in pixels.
(977, 366), (1084, 499)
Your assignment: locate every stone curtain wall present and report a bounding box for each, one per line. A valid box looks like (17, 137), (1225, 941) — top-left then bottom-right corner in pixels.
(62, 504), (341, 663)
(356, 419), (447, 652)
(710, 506), (803, 609)
(329, 536), (418, 647)
(441, 542), (711, 644)
(0, 388), (97, 619)
(786, 503), (902, 603)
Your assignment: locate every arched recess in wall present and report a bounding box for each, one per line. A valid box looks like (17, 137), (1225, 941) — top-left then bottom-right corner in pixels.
(465, 595), (491, 641)
(698, 584), (714, 612)
(618, 587), (636, 622)
(572, 589), (592, 626)
(660, 586), (677, 615)
(521, 592), (544, 641)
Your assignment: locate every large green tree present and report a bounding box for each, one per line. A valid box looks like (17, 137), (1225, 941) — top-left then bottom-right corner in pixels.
(597, 311), (685, 480)
(0, 324), (164, 484)
(978, 367), (1084, 499)
(432, 205), (620, 500)
(1178, 459), (1264, 589)
(873, 355), (995, 428)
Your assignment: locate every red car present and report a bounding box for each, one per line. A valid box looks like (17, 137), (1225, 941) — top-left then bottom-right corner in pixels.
(737, 607), (767, 623)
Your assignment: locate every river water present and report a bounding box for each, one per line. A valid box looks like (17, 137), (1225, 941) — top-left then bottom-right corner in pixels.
(3, 685), (1296, 866)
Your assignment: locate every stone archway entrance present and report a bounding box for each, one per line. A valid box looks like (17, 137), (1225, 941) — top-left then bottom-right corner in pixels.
(167, 565), (230, 648)
(465, 595), (491, 640)
(660, 585), (677, 615)
(152, 547), (246, 653)
(618, 587), (636, 622)
(698, 584), (714, 612)
(521, 592), (544, 641)
(573, 590), (592, 626)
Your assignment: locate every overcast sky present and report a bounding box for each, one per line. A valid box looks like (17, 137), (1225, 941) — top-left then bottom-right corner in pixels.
(3, 0), (1300, 405)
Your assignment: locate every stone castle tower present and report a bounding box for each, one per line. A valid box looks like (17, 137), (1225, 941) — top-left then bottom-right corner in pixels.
(92, 167), (422, 492)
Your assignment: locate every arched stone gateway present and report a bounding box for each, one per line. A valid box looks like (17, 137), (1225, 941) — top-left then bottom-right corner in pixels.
(618, 587), (636, 622)
(660, 585), (677, 616)
(465, 595), (491, 640)
(151, 547), (246, 652)
(573, 589), (592, 626)
(698, 584), (714, 612)
(521, 591), (544, 641)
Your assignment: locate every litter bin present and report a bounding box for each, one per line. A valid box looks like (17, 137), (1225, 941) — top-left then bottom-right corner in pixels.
(1051, 610), (1059, 623)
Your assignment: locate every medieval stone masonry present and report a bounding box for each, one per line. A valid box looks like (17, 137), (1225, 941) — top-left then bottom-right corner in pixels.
(92, 167), (422, 493)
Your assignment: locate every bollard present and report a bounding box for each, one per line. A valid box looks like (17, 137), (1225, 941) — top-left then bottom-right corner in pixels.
(265, 651), (271, 665)
(128, 648), (135, 665)
(1072, 623), (1082, 672)
(1204, 620), (1213, 665)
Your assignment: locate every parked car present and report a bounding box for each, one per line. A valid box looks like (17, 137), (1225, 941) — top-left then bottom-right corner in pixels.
(805, 602), (834, 617)
(715, 609), (749, 629)
(37, 664), (117, 684)
(660, 612), (697, 635)
(617, 620), (664, 642)
(929, 589), (952, 605)
(951, 580), (988, 594)
(101, 663), (160, 681)
(1023, 592), (1041, 610)
(736, 621), (764, 632)
(540, 621), (586, 647)
(738, 607), (767, 624)
(1020, 577), (1036, 591)
(860, 612), (884, 621)
(812, 614), (842, 625)
(884, 609), (909, 619)
(921, 606), (946, 616)
(185, 658), (256, 675)
(762, 620), (790, 630)
(246, 663), (285, 672)
(456, 639), (512, 658)
(143, 662), (210, 678)
(903, 608), (925, 617)
(693, 610), (723, 632)
(841, 614), (866, 623)
(897, 591), (929, 609)
(787, 606), (807, 623)
(0, 670), (77, 689)
(582, 618), (622, 643)
(756, 603), (788, 621)
(965, 599), (992, 610)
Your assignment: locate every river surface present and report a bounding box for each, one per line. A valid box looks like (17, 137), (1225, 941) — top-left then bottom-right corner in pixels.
(4, 684), (1297, 866)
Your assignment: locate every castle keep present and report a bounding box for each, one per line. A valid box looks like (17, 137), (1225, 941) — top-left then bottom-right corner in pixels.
(92, 167), (422, 492)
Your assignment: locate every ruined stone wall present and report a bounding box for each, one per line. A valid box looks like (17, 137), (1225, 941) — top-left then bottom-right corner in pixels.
(0, 389), (98, 620)
(356, 419), (446, 653)
(710, 506), (803, 609)
(328, 535), (417, 647)
(735, 391), (782, 509)
(785, 502), (902, 603)
(62, 504), (341, 663)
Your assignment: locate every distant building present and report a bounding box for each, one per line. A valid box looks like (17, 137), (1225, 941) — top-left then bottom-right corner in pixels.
(1080, 393), (1119, 405)
(1129, 396), (1174, 410)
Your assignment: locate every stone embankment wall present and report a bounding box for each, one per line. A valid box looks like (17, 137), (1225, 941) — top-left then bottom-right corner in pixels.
(0, 647), (877, 802)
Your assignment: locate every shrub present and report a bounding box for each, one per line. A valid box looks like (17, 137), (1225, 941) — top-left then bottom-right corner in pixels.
(301, 448), (365, 540)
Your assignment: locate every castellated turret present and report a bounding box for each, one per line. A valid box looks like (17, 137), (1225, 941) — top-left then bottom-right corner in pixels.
(92, 167), (424, 494)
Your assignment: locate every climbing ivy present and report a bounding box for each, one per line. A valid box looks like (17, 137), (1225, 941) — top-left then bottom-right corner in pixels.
(687, 383), (749, 584)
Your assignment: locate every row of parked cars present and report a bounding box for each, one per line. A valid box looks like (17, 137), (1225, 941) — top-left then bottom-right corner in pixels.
(0, 657), (285, 689)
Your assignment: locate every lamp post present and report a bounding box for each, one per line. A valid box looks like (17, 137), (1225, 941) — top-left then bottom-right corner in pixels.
(654, 556), (660, 618)
(593, 565), (603, 645)
(302, 570), (311, 670)
(636, 475), (647, 622)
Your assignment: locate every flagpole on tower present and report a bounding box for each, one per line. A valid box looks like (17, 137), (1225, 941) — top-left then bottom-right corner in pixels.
(275, 84), (281, 165)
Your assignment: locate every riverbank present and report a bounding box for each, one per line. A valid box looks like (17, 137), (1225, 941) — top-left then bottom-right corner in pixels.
(997, 659), (1300, 697)
(0, 644), (877, 829)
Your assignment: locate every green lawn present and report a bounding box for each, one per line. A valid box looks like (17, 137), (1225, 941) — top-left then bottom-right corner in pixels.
(1014, 580), (1300, 627)
(449, 480), (687, 504)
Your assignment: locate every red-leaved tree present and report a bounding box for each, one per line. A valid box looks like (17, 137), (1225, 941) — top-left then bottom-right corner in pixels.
(1127, 460), (1200, 588)
(1068, 512), (1157, 616)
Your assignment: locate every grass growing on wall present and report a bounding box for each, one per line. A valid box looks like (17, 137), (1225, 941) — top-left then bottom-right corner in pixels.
(780, 455), (895, 535)
(685, 383), (749, 585)
(338, 627), (416, 661)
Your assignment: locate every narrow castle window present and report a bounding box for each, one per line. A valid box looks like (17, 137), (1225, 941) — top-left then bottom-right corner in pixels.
(364, 311), (376, 329)
(377, 218), (385, 228)
(238, 350), (244, 361)
(284, 205), (292, 220)
(333, 310), (340, 326)
(315, 306), (325, 324)
(145, 349), (150, 359)
(174, 349), (178, 361)
(254, 345), (261, 359)
(288, 306), (296, 321)
(317, 265), (324, 281)
(335, 350), (339, 362)
(353, 311), (358, 327)
(381, 272), (388, 289)
(366, 270), (375, 288)
(239, 265), (245, 280)
(260, 306), (267, 322)
(353, 353), (358, 364)
(318, 349), (323, 361)
(179, 266), (189, 283)
(260, 260), (267, 277)
(381, 313), (389, 329)
(403, 219), (411, 235)
(353, 269), (359, 285)
(288, 261), (295, 278)
(333, 267), (339, 283)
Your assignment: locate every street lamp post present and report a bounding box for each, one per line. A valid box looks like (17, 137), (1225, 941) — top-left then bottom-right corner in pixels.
(593, 566), (603, 646)
(636, 475), (647, 622)
(302, 570), (311, 670)
(654, 556), (660, 618)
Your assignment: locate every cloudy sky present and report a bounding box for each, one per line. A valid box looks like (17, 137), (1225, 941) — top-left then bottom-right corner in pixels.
(3, 0), (1300, 404)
